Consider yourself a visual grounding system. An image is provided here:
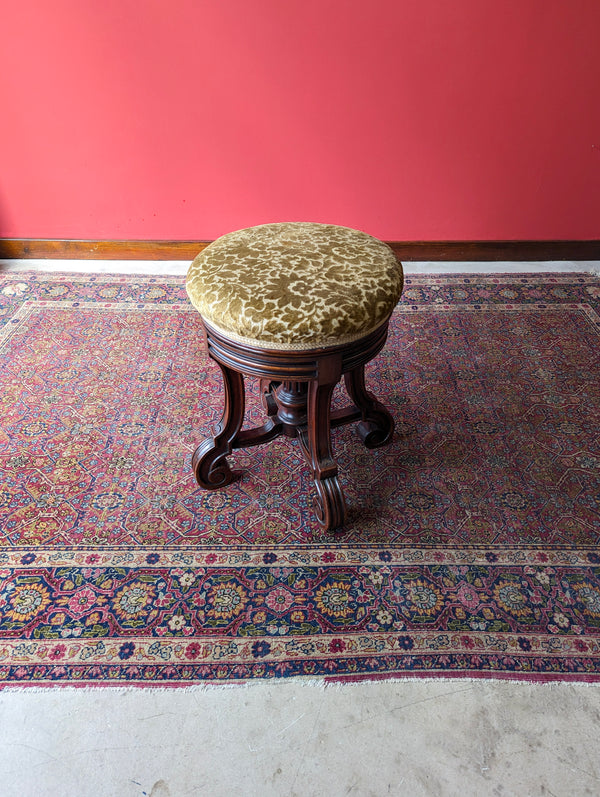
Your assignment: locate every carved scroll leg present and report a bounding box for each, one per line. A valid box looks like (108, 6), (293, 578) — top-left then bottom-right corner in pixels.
(344, 365), (394, 449)
(299, 357), (346, 531)
(192, 362), (245, 489)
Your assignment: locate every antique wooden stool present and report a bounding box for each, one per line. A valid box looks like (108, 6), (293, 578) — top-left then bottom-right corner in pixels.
(186, 222), (404, 531)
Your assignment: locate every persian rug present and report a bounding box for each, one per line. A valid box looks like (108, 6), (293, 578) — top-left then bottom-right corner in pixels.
(0, 271), (599, 686)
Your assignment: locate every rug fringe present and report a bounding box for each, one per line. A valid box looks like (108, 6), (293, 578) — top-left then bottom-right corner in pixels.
(3, 674), (600, 693)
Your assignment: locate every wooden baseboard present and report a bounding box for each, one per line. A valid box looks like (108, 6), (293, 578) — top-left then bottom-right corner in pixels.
(0, 239), (206, 260)
(0, 239), (599, 261)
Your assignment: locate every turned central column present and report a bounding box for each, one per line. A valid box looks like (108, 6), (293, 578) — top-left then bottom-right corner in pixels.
(273, 381), (309, 435)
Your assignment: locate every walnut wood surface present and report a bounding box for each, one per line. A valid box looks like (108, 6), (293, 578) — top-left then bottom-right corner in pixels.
(0, 239), (208, 260)
(192, 364), (245, 489)
(192, 321), (395, 531)
(2, 238), (598, 261)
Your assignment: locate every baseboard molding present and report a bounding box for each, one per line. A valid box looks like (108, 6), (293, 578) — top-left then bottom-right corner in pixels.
(1, 239), (599, 262)
(0, 239), (206, 261)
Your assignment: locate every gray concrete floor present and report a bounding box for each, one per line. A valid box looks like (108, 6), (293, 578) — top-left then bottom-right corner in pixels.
(2, 258), (600, 275)
(1, 260), (599, 797)
(1, 680), (600, 796)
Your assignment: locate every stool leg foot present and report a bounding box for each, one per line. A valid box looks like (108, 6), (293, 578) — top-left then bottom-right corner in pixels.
(193, 363), (245, 489)
(313, 475), (346, 532)
(344, 366), (394, 449)
(299, 366), (347, 531)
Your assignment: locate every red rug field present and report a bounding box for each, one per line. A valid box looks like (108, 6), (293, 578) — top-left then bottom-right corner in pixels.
(0, 271), (599, 685)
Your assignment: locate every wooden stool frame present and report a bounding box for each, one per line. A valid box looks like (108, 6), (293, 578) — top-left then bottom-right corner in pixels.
(192, 318), (395, 531)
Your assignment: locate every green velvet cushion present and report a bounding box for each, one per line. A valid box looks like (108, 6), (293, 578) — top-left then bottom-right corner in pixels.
(186, 222), (403, 350)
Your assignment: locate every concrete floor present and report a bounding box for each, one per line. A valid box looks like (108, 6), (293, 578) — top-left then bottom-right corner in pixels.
(1, 259), (599, 797)
(1, 680), (600, 796)
(2, 258), (599, 275)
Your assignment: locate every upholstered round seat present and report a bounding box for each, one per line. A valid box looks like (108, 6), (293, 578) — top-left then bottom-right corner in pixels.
(185, 222), (403, 532)
(186, 222), (403, 349)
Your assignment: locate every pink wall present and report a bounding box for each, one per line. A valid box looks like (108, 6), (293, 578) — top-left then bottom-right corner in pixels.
(1, 0), (599, 242)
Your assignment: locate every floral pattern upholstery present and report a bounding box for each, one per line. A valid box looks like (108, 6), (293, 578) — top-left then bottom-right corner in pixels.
(186, 222), (404, 349)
